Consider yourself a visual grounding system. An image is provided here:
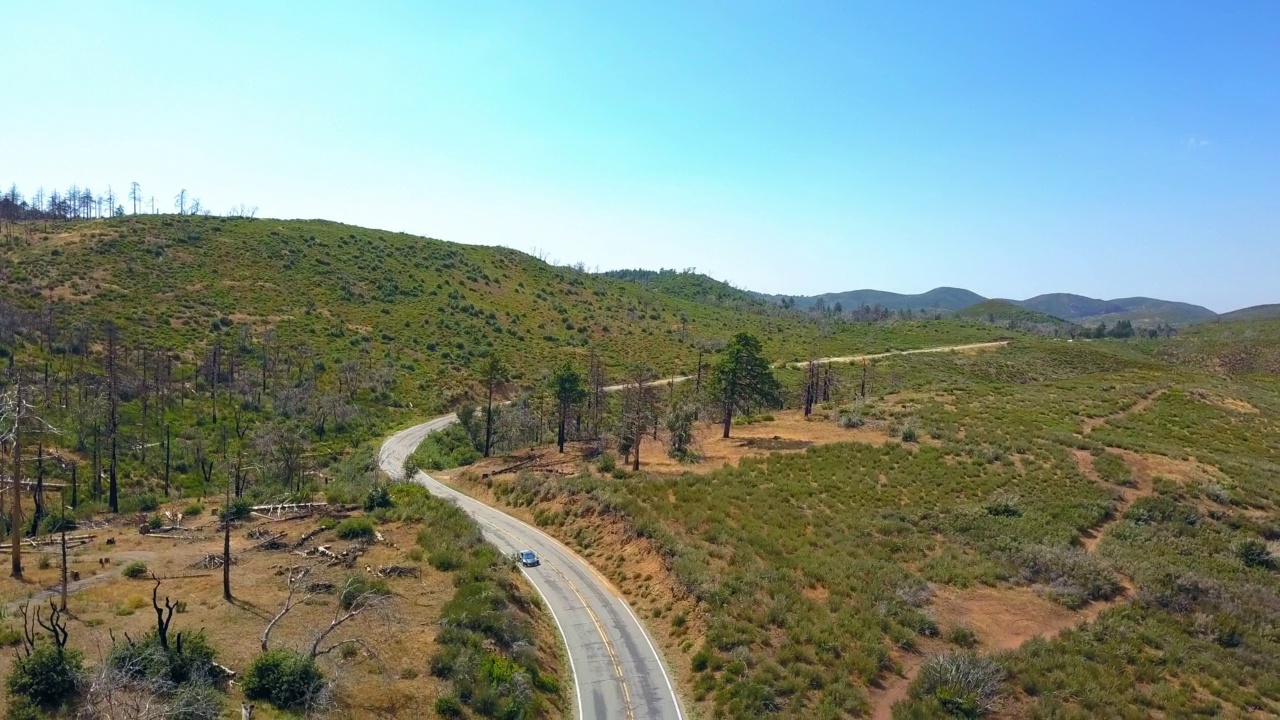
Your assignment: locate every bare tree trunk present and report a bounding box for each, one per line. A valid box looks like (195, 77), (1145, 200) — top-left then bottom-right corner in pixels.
(223, 481), (232, 601)
(11, 378), (23, 579)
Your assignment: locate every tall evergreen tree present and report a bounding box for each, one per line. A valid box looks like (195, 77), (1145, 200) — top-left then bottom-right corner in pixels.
(549, 363), (586, 454)
(710, 332), (780, 438)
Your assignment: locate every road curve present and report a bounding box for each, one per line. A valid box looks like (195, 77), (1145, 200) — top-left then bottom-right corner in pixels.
(375, 340), (1010, 719)
(379, 416), (685, 720)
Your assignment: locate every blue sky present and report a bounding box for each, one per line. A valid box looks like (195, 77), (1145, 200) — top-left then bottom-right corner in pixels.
(4, 2), (1278, 312)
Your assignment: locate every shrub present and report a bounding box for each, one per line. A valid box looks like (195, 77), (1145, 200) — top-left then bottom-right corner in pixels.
(4, 695), (46, 720)
(339, 575), (390, 609)
(901, 425), (919, 443)
(363, 485), (393, 512)
(435, 695), (464, 718)
(38, 514), (74, 535)
(947, 626), (979, 649)
(837, 411), (864, 429)
(983, 491), (1021, 517)
(241, 649), (325, 711)
(596, 454), (617, 474)
(0, 627), (24, 647)
(218, 498), (252, 522)
(1010, 545), (1121, 607)
(131, 494), (161, 512)
(335, 518), (375, 540)
(182, 503), (204, 517)
(6, 645), (84, 709)
(1236, 539), (1273, 569)
(122, 561), (148, 579)
(909, 652), (1004, 718)
(109, 630), (219, 687)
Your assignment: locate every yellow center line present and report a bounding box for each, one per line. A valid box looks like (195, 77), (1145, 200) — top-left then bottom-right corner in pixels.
(487, 523), (635, 720)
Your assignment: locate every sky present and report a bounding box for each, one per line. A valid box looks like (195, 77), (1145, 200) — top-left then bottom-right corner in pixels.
(3, 2), (1278, 312)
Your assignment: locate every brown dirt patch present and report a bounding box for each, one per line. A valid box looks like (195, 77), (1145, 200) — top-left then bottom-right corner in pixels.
(459, 410), (896, 480)
(642, 410), (895, 475)
(932, 585), (1119, 651)
(869, 582), (1132, 718)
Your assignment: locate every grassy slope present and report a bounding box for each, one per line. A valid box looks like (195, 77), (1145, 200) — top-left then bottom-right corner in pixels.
(598, 268), (762, 308)
(759, 287), (986, 312)
(1218, 303), (1280, 322)
(955, 299), (1074, 333)
(3, 216), (1002, 410)
(479, 334), (1280, 718)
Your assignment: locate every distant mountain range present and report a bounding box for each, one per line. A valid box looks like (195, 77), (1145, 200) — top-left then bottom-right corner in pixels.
(755, 287), (1222, 326)
(598, 270), (1268, 327)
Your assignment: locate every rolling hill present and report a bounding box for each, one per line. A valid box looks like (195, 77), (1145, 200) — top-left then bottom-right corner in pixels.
(0, 216), (1002, 410)
(955, 299), (1077, 333)
(757, 286), (1222, 326)
(756, 286), (985, 312)
(1019, 294), (1217, 326)
(1217, 304), (1280, 322)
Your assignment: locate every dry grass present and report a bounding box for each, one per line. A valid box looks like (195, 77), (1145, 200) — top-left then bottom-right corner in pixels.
(0, 499), (510, 718)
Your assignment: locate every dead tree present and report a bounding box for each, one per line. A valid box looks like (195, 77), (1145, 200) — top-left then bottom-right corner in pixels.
(105, 321), (121, 513)
(624, 368), (658, 472)
(222, 480), (233, 601)
(151, 577), (178, 650)
(309, 577), (390, 660)
(3, 378), (59, 578)
(19, 599), (70, 658)
(261, 565), (317, 652)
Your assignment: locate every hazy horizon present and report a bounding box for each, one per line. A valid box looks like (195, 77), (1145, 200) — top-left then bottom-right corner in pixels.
(4, 2), (1277, 313)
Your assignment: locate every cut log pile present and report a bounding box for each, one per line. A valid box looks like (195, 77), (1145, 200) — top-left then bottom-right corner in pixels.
(0, 534), (96, 551)
(188, 553), (236, 570)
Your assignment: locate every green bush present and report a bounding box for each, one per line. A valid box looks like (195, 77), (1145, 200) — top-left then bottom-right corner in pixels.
(434, 695), (464, 718)
(1235, 539), (1273, 569)
(363, 485), (393, 512)
(339, 575), (390, 609)
(908, 652), (1004, 718)
(108, 630), (218, 687)
(126, 493), (161, 512)
(182, 503), (204, 517)
(335, 518), (375, 540)
(4, 695), (47, 720)
(947, 626), (979, 649)
(596, 454), (617, 474)
(6, 645), (84, 709)
(218, 498), (252, 522)
(241, 649), (325, 711)
(900, 425), (919, 443)
(122, 561), (148, 579)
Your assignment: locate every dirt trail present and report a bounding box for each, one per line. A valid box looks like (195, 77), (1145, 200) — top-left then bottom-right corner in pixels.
(598, 341), (1012, 392)
(1082, 388), (1167, 434)
(783, 340), (1010, 369)
(3, 550), (157, 613)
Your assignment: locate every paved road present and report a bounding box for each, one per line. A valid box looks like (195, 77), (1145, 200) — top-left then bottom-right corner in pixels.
(376, 340), (1009, 719)
(379, 416), (684, 720)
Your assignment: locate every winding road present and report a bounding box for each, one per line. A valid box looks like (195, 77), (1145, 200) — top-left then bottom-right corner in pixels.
(376, 340), (1008, 719)
(379, 416), (684, 720)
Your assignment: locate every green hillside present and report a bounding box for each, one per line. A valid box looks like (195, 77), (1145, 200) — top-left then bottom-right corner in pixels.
(955, 299), (1076, 334)
(598, 268), (761, 308)
(1019, 293), (1217, 326)
(759, 286), (985, 312)
(2, 216), (1001, 410)
(1219, 304), (1280, 322)
(1144, 318), (1280, 374)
